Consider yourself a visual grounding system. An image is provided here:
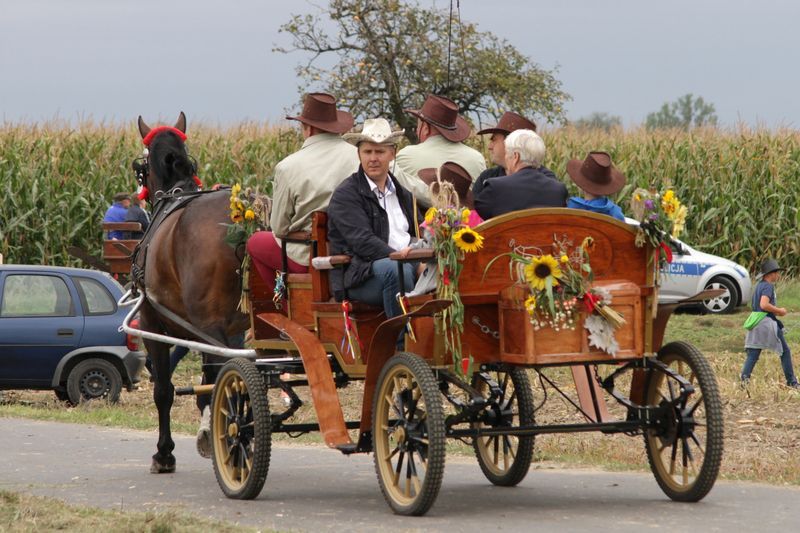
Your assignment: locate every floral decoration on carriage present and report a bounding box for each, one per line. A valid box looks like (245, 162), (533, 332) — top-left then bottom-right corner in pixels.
(629, 187), (687, 268)
(493, 235), (627, 356)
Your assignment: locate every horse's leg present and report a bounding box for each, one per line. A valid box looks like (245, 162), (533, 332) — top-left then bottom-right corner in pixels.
(145, 336), (176, 473)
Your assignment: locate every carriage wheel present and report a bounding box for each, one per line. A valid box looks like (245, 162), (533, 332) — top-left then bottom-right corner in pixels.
(471, 367), (535, 486)
(644, 342), (723, 502)
(372, 352), (446, 516)
(211, 357), (271, 500)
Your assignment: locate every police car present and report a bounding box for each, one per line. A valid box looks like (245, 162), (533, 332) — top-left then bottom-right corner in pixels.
(659, 234), (751, 314)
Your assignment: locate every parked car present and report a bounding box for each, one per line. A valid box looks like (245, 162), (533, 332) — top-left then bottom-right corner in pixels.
(0, 264), (145, 404)
(659, 236), (752, 314)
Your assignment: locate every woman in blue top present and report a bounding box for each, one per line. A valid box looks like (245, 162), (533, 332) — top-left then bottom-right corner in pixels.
(742, 258), (799, 388)
(565, 151), (626, 221)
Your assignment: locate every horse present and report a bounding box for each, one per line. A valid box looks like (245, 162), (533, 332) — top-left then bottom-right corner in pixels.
(133, 112), (250, 473)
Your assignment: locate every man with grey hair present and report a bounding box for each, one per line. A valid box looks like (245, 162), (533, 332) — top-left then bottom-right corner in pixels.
(474, 129), (567, 219)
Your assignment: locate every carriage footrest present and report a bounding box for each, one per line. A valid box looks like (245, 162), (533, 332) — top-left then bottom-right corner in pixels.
(335, 443), (359, 455)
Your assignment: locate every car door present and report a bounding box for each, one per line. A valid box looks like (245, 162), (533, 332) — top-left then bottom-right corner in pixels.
(659, 240), (700, 302)
(0, 271), (85, 386)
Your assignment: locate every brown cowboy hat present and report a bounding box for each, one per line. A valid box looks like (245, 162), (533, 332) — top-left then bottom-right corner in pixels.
(405, 94), (471, 143)
(418, 161), (475, 209)
(286, 92), (354, 134)
(566, 151), (627, 196)
(477, 111), (537, 135)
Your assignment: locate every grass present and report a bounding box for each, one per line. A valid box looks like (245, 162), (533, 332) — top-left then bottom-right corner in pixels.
(2, 281), (800, 488)
(0, 490), (259, 532)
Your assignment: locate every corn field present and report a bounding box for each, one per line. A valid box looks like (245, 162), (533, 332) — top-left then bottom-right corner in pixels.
(2, 122), (799, 275)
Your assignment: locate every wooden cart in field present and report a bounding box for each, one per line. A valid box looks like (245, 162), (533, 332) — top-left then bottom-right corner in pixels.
(184, 208), (724, 516)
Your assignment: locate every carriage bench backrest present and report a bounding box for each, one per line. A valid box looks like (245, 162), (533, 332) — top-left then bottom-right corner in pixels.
(101, 222), (142, 276)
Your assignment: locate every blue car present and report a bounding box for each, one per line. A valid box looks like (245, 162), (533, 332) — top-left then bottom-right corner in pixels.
(0, 264), (146, 404)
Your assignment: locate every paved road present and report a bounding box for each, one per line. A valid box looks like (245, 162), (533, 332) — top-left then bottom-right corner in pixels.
(0, 418), (797, 532)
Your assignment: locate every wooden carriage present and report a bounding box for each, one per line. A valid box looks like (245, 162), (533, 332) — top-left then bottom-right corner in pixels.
(198, 208), (723, 516)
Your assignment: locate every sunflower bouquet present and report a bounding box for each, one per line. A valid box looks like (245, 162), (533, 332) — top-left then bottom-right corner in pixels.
(223, 183), (266, 250)
(496, 235), (626, 355)
(629, 188), (688, 267)
(423, 182), (484, 373)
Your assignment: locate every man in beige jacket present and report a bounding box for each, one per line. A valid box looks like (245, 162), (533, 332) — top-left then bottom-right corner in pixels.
(394, 94), (486, 207)
(246, 92), (359, 294)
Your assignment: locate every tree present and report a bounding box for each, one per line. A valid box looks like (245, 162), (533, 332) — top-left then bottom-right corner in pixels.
(572, 112), (622, 132)
(645, 94), (718, 130)
(275, 0), (570, 141)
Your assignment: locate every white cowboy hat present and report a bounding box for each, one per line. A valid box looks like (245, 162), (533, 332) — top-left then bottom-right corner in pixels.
(343, 118), (405, 146)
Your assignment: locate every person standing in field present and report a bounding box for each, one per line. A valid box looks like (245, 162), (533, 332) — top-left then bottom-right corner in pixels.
(246, 92), (358, 294)
(394, 94), (486, 208)
(741, 259), (800, 388)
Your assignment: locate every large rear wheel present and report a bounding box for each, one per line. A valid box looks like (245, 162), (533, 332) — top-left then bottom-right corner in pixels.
(372, 352), (445, 516)
(645, 342), (723, 502)
(471, 367), (535, 486)
(211, 357), (271, 500)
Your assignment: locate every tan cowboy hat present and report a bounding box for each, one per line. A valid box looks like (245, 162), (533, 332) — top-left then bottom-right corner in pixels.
(566, 151), (627, 196)
(477, 111), (537, 135)
(286, 92), (354, 134)
(405, 94), (471, 143)
(418, 161), (475, 209)
(343, 118), (405, 146)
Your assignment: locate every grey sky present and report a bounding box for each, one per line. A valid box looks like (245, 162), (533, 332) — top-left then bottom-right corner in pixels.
(1, 0), (797, 128)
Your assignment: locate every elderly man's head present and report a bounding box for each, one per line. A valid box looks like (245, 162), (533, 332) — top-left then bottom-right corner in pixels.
(503, 129), (546, 174)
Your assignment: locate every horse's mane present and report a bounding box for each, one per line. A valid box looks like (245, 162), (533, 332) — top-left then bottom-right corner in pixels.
(148, 131), (196, 191)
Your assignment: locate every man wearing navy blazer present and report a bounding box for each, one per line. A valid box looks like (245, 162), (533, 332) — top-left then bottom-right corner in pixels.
(474, 129), (567, 220)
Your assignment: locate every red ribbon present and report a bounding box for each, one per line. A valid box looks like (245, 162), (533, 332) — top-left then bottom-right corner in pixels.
(583, 292), (601, 314)
(659, 241), (673, 264)
(442, 268), (450, 286)
(141, 126), (187, 146)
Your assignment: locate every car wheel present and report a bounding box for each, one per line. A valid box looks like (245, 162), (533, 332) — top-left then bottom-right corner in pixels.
(702, 276), (739, 314)
(66, 358), (123, 405)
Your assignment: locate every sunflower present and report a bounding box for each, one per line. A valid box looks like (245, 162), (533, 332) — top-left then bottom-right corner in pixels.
(424, 207), (438, 225)
(244, 209), (255, 221)
(452, 227), (484, 253)
(524, 254), (562, 291)
(230, 210), (243, 223)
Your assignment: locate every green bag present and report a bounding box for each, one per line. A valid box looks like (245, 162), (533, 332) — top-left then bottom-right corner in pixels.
(743, 311), (767, 330)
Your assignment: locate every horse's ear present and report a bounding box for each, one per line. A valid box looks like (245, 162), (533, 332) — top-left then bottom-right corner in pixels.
(174, 112), (186, 133)
(138, 116), (151, 139)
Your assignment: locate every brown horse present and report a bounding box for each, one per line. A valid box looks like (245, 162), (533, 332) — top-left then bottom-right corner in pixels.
(134, 113), (249, 473)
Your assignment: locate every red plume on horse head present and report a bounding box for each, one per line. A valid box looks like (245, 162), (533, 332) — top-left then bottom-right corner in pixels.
(135, 112), (200, 200)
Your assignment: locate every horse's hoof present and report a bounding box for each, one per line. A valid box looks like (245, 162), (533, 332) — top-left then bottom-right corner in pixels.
(196, 406), (213, 459)
(196, 428), (212, 459)
(150, 458), (176, 474)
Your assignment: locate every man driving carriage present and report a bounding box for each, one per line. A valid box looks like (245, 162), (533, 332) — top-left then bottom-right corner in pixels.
(246, 92), (359, 296)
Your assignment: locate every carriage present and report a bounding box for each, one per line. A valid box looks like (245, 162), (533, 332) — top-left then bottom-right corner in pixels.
(121, 205), (723, 516)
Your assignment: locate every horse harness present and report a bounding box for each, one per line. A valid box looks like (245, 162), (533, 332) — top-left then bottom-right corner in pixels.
(130, 188), (229, 348)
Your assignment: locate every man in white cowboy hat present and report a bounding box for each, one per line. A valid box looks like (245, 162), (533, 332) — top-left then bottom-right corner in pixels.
(246, 92), (359, 295)
(394, 94), (486, 207)
(328, 118), (421, 320)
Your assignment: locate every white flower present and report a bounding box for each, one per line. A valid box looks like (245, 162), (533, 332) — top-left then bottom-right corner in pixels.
(584, 314), (619, 356)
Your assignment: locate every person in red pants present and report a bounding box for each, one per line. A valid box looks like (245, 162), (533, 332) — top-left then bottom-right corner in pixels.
(246, 92), (359, 294)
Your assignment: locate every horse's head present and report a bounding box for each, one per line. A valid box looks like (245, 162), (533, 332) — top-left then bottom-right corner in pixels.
(135, 112), (201, 202)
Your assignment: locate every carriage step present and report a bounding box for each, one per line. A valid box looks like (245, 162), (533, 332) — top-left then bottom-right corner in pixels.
(335, 443), (359, 455)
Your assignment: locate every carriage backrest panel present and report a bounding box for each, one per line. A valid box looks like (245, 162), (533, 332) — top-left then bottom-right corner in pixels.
(311, 211), (331, 302)
(460, 208), (651, 298)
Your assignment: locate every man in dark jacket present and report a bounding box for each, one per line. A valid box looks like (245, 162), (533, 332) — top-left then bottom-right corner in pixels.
(124, 195), (150, 239)
(472, 111), (557, 197)
(474, 129), (567, 220)
(328, 118), (421, 319)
